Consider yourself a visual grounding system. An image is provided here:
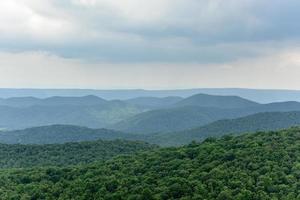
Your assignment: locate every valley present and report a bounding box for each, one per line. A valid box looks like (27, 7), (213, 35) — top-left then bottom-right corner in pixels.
(2, 1), (299, 198)
(0, 91), (300, 199)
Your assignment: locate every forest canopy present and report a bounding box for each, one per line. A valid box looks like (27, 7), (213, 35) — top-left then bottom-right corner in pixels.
(0, 128), (299, 199)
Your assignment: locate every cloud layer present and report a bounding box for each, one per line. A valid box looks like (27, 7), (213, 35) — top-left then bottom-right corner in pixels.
(1, 0), (300, 62)
(0, 0), (300, 89)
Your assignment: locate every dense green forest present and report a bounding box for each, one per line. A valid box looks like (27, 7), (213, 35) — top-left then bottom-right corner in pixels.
(0, 128), (299, 199)
(0, 140), (156, 168)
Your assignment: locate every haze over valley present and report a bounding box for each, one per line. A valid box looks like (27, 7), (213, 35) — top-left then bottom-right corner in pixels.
(1, 0), (300, 199)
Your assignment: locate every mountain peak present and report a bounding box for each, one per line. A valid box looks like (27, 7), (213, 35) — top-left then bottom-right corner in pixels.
(176, 93), (259, 109)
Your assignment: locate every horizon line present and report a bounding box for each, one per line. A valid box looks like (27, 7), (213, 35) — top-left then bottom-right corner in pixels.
(0, 87), (300, 92)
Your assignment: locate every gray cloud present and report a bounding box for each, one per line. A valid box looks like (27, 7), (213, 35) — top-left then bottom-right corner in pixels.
(1, 0), (300, 63)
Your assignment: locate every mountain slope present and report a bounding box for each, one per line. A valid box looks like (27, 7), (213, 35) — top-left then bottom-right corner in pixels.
(150, 111), (300, 146)
(111, 106), (239, 134)
(0, 128), (299, 199)
(112, 101), (300, 134)
(4, 110), (300, 147)
(0, 97), (41, 107)
(0, 100), (142, 130)
(0, 140), (156, 168)
(176, 93), (260, 108)
(125, 96), (183, 109)
(0, 125), (140, 144)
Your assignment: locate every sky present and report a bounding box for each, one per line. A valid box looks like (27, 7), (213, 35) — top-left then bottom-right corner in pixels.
(0, 0), (300, 89)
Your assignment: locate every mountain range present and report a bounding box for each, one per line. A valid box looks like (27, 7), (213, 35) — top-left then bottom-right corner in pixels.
(2, 88), (300, 102)
(1, 89), (300, 198)
(112, 94), (300, 134)
(2, 110), (300, 146)
(0, 96), (143, 130)
(1, 93), (300, 134)
(149, 111), (300, 146)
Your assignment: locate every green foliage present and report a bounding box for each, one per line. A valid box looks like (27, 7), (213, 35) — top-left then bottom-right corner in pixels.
(0, 128), (299, 199)
(0, 140), (156, 168)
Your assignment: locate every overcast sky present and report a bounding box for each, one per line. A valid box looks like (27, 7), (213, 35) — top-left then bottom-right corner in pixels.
(0, 0), (300, 89)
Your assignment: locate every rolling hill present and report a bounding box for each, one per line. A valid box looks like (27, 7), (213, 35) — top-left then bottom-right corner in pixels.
(0, 125), (140, 144)
(3, 110), (300, 147)
(2, 93), (300, 133)
(0, 96), (143, 129)
(149, 111), (300, 146)
(112, 100), (300, 134)
(0, 128), (299, 199)
(111, 106), (240, 134)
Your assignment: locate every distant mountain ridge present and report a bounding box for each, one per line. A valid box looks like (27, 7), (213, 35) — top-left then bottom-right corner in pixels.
(2, 110), (300, 147)
(2, 88), (300, 102)
(1, 92), (300, 132)
(112, 106), (239, 134)
(175, 93), (259, 108)
(0, 96), (144, 130)
(0, 95), (107, 107)
(149, 111), (300, 146)
(125, 96), (183, 109)
(113, 93), (261, 133)
(112, 100), (300, 134)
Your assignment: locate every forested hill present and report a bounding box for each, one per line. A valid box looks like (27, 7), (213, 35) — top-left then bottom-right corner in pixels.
(112, 106), (234, 134)
(0, 96), (143, 130)
(0, 125), (138, 144)
(187, 111), (300, 137)
(112, 101), (300, 134)
(0, 140), (156, 168)
(2, 111), (300, 147)
(0, 128), (299, 199)
(149, 111), (300, 146)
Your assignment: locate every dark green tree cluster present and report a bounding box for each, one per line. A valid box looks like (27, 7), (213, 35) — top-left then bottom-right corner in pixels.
(0, 128), (299, 199)
(0, 139), (157, 168)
